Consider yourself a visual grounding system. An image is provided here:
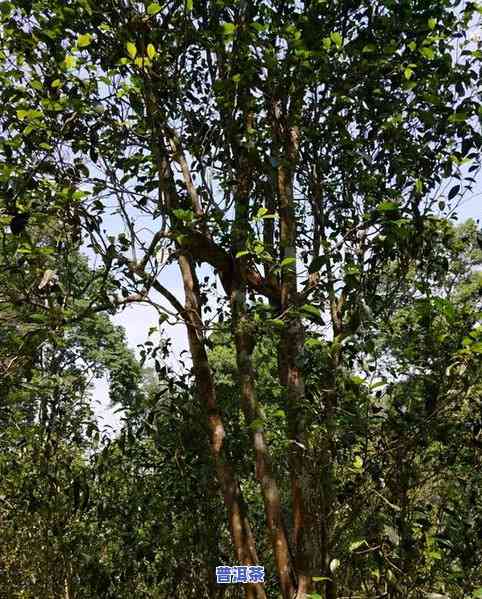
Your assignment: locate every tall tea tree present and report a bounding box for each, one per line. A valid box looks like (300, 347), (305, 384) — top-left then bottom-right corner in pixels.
(1, 1), (481, 597)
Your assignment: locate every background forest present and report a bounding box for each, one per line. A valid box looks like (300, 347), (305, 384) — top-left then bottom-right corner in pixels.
(0, 1), (481, 598)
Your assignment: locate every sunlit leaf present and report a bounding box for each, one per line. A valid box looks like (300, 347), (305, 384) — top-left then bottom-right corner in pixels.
(353, 456), (363, 470)
(280, 257), (296, 268)
(126, 42), (137, 59)
(64, 54), (77, 69)
(147, 3), (161, 15)
(300, 304), (322, 321)
(404, 67), (414, 80)
(329, 558), (340, 573)
(420, 46), (434, 60)
(330, 31), (343, 48)
(349, 539), (368, 551)
(77, 33), (92, 47)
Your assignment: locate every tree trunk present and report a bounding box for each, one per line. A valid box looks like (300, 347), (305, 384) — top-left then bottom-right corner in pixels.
(229, 104), (297, 598)
(274, 110), (313, 597)
(148, 99), (266, 598)
(178, 252), (266, 599)
(230, 281), (297, 599)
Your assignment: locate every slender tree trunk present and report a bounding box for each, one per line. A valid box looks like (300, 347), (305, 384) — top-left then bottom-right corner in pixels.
(273, 108), (313, 598)
(228, 105), (297, 598)
(178, 252), (266, 599)
(310, 176), (341, 599)
(146, 94), (266, 598)
(62, 555), (74, 599)
(64, 576), (71, 599)
(230, 280), (297, 599)
(279, 319), (313, 599)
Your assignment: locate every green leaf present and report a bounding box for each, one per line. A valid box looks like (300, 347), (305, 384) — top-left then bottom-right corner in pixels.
(428, 17), (437, 30)
(329, 558), (340, 573)
(254, 242), (265, 256)
(448, 112), (468, 123)
(267, 319), (285, 328)
(64, 54), (77, 69)
(322, 37), (331, 50)
(236, 250), (251, 259)
(349, 539), (368, 552)
(346, 264), (360, 276)
(186, 0), (193, 10)
(448, 184), (460, 200)
(249, 418), (264, 431)
(384, 524), (401, 543)
(300, 304), (322, 320)
(147, 3), (161, 15)
(16, 109), (42, 121)
(330, 31), (343, 48)
(0, 1), (13, 16)
(308, 255), (325, 273)
(404, 67), (414, 80)
(305, 338), (323, 349)
(77, 33), (92, 47)
(173, 208), (194, 222)
(370, 380), (386, 389)
(472, 588), (482, 598)
(420, 46), (435, 60)
(377, 201), (399, 212)
(126, 42), (137, 59)
(280, 257), (296, 268)
(362, 44), (376, 53)
(223, 22), (236, 36)
(135, 56), (150, 68)
(353, 455), (363, 470)
(147, 43), (156, 60)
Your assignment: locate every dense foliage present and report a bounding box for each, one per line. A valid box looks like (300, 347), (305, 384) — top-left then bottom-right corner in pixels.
(1, 1), (481, 598)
